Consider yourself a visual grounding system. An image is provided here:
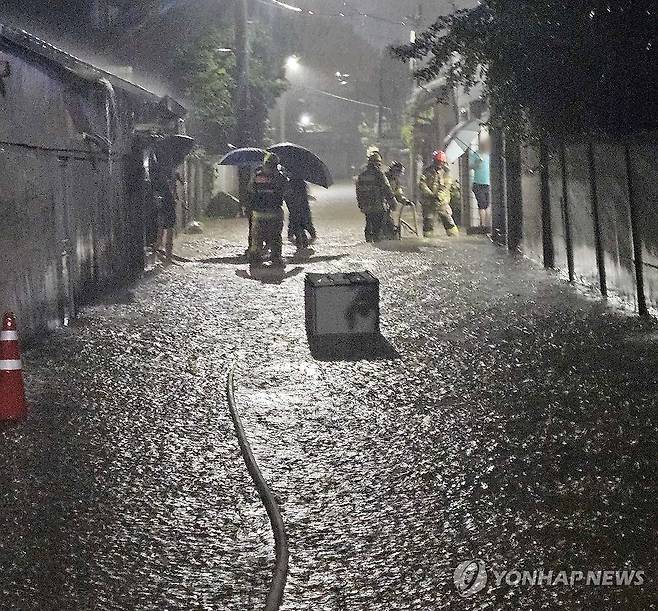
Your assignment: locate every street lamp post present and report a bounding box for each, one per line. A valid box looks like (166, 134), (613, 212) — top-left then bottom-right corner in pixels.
(234, 0), (250, 147)
(281, 55), (301, 142)
(377, 52), (384, 139)
(408, 7), (423, 201)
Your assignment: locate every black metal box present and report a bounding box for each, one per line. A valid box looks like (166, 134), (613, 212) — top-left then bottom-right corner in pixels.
(305, 271), (380, 340)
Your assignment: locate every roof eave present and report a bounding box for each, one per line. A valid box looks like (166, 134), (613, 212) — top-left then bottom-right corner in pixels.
(0, 22), (186, 115)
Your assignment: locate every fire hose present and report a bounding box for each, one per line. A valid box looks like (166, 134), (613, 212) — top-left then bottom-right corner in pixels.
(226, 366), (289, 611)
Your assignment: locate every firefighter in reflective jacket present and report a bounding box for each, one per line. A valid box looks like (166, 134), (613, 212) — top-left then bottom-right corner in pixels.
(248, 152), (288, 266)
(356, 150), (397, 242)
(419, 150), (459, 237)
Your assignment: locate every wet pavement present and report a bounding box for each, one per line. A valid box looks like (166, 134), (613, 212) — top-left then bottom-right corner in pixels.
(1, 183), (656, 610)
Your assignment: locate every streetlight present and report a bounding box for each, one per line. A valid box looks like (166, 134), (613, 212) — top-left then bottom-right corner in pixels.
(286, 55), (301, 72)
(281, 55), (302, 141)
(299, 113), (313, 129)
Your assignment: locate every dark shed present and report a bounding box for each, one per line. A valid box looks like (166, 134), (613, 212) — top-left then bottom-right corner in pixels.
(0, 23), (186, 339)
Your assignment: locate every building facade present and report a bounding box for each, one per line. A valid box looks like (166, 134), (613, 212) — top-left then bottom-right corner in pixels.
(0, 24), (187, 339)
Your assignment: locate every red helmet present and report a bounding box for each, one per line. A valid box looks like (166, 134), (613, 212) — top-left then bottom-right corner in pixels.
(433, 150), (448, 164)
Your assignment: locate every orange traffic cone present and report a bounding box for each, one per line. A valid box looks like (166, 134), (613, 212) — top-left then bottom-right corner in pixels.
(0, 312), (27, 421)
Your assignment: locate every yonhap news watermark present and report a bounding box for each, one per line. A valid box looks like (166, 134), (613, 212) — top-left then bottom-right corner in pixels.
(454, 559), (646, 598)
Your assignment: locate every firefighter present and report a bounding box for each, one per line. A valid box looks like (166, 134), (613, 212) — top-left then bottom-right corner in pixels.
(356, 150), (397, 242)
(385, 161), (413, 239)
(419, 150), (459, 237)
(247, 152), (288, 267)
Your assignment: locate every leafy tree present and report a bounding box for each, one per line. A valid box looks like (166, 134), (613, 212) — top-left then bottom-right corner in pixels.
(178, 24), (287, 152)
(246, 24), (288, 146)
(179, 29), (236, 135)
(393, 0), (658, 137)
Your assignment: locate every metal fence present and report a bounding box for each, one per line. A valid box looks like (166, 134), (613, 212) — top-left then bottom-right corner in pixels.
(519, 135), (658, 314)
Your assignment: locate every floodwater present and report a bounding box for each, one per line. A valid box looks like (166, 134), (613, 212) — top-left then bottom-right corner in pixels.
(1, 184), (656, 610)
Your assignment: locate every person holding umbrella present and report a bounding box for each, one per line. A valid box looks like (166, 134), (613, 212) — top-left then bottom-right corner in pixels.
(286, 178), (317, 250)
(219, 143), (332, 258)
(247, 152), (288, 267)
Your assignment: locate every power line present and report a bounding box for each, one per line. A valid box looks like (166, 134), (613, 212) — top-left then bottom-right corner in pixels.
(303, 85), (391, 110)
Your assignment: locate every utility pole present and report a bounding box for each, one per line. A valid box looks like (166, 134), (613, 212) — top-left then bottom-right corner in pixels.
(409, 4), (423, 72)
(279, 93), (286, 142)
(376, 52), (384, 140)
(233, 0), (251, 215)
(234, 0), (250, 147)
(408, 4), (423, 201)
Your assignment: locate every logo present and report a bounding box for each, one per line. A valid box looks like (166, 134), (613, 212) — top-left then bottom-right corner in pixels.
(453, 558), (646, 599)
(454, 559), (488, 598)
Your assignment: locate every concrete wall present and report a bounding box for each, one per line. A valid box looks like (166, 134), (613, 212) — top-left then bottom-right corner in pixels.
(213, 164), (239, 198)
(519, 146), (543, 263)
(182, 156), (212, 223)
(518, 134), (658, 312)
(0, 42), (147, 339)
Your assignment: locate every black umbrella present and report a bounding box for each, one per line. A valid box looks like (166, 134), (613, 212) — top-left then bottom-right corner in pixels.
(268, 142), (333, 188)
(218, 147), (265, 167)
(154, 134), (195, 167)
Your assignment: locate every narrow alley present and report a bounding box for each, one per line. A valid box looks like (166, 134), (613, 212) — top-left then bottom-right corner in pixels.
(1, 185), (655, 610)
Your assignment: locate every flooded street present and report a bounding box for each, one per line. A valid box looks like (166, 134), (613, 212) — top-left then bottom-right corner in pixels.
(1, 184), (656, 610)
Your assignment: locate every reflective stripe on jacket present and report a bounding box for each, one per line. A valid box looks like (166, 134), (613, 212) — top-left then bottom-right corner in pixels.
(249, 168), (287, 213)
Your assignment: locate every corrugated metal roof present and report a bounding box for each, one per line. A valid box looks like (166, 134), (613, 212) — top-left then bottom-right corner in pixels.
(0, 21), (185, 115)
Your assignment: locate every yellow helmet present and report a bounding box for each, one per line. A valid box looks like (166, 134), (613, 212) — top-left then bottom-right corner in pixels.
(366, 145), (380, 159)
(263, 151), (280, 168)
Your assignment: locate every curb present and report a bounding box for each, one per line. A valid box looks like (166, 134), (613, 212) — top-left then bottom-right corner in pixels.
(226, 366), (289, 611)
